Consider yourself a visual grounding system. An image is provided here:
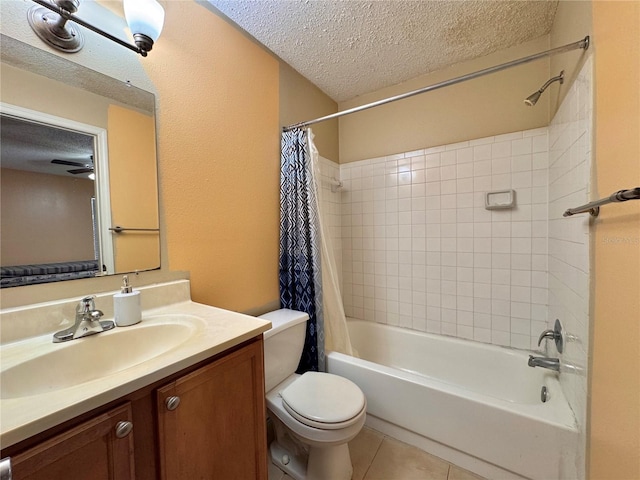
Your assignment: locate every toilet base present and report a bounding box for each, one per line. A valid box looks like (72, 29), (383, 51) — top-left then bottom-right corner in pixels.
(270, 440), (307, 480)
(307, 442), (353, 480)
(270, 440), (353, 480)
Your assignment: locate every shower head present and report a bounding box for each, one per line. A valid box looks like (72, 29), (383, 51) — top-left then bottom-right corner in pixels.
(524, 70), (564, 106)
(524, 90), (543, 107)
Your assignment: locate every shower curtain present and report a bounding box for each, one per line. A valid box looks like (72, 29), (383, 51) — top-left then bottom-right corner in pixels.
(279, 128), (352, 374)
(307, 133), (354, 357)
(280, 128), (324, 372)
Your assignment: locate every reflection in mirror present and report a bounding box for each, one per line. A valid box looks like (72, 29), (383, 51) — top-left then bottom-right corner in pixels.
(0, 35), (160, 288)
(1, 114), (101, 286)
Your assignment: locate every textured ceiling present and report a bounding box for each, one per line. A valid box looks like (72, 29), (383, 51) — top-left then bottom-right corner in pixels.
(209, 0), (558, 102)
(1, 115), (94, 178)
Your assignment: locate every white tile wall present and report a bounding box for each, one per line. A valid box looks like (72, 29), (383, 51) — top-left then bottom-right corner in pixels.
(548, 57), (592, 480)
(340, 128), (550, 349)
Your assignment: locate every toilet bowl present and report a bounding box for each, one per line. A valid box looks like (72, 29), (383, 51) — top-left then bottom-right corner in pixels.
(260, 309), (366, 480)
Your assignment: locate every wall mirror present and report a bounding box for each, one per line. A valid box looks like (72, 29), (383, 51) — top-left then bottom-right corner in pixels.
(0, 35), (160, 288)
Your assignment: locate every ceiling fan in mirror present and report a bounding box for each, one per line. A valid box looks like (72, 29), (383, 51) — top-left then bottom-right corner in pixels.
(51, 156), (94, 177)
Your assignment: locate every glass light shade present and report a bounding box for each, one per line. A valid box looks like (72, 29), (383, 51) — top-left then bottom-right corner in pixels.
(123, 0), (165, 42)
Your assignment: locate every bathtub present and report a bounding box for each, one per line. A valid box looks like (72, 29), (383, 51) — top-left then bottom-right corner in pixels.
(326, 319), (579, 480)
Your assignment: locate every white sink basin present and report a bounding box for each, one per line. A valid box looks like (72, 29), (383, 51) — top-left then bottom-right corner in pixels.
(1, 314), (204, 399)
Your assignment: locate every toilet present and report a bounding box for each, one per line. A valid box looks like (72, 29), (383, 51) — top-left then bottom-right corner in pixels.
(260, 309), (366, 480)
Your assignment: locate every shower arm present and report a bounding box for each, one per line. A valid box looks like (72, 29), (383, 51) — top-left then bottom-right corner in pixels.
(283, 36), (590, 132)
(536, 72), (565, 94)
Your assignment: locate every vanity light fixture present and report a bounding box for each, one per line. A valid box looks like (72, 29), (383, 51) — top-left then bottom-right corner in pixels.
(27, 0), (164, 57)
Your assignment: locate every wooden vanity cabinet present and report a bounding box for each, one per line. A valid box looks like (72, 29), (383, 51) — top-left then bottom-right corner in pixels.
(2, 336), (268, 480)
(9, 404), (134, 480)
(156, 337), (268, 479)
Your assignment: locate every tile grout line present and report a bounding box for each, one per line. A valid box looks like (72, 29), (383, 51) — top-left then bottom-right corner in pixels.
(361, 433), (387, 480)
(373, 433), (459, 480)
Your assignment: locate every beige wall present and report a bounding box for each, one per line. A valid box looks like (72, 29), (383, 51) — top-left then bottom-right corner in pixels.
(107, 105), (160, 273)
(589, 2), (640, 479)
(279, 62), (339, 162)
(0, 64), (109, 129)
(338, 36), (552, 163)
(0, 168), (95, 265)
(550, 1), (593, 115)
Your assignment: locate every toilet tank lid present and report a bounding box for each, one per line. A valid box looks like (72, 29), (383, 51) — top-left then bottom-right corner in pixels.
(259, 309), (309, 339)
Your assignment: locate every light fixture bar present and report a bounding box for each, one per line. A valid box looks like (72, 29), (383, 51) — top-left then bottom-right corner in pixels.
(29, 0), (147, 56)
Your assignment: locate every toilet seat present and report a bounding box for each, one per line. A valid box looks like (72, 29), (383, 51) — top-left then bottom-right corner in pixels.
(280, 372), (366, 430)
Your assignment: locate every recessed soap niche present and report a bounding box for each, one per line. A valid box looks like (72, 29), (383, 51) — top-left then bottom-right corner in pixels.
(485, 189), (516, 210)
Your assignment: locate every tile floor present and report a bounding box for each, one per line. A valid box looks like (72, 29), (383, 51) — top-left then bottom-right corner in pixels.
(268, 427), (486, 480)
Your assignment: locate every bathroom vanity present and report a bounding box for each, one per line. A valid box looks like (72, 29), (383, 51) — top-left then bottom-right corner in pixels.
(0, 280), (271, 479)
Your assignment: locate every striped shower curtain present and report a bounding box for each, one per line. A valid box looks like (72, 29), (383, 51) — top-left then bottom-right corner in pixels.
(279, 128), (325, 373)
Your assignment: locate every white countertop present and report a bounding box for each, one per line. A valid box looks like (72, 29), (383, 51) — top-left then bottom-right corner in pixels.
(0, 287), (271, 449)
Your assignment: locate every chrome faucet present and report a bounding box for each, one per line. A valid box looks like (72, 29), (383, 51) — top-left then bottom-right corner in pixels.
(537, 319), (564, 353)
(528, 355), (560, 372)
(53, 296), (115, 343)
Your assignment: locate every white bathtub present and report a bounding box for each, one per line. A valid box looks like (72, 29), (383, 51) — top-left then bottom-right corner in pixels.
(326, 319), (579, 480)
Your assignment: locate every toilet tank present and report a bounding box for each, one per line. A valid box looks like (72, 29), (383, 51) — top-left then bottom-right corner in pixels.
(259, 309), (308, 392)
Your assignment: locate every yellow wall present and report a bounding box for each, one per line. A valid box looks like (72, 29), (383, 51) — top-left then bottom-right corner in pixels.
(142, 2), (280, 312)
(107, 105), (160, 273)
(589, 2), (640, 479)
(338, 36), (552, 163)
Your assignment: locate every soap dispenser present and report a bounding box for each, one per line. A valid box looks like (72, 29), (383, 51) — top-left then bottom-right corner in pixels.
(113, 275), (141, 327)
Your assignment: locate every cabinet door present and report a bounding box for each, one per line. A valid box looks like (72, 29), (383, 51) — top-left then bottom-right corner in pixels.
(157, 339), (267, 480)
(10, 403), (135, 480)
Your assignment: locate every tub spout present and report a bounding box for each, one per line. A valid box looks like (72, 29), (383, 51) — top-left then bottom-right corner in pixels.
(528, 355), (560, 372)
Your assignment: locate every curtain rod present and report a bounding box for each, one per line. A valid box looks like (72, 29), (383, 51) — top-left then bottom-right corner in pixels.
(563, 187), (640, 217)
(283, 36), (590, 132)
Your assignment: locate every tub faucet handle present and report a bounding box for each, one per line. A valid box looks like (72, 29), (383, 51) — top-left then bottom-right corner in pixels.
(537, 319), (564, 354)
(538, 329), (555, 345)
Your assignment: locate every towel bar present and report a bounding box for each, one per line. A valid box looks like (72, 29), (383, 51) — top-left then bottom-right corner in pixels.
(109, 226), (160, 233)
